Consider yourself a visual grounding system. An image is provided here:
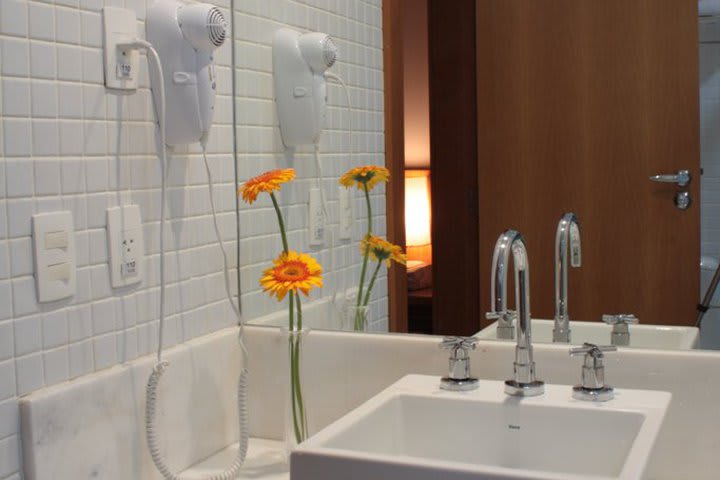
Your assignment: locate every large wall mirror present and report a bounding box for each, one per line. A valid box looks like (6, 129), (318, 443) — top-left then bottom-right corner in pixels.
(233, 0), (720, 352)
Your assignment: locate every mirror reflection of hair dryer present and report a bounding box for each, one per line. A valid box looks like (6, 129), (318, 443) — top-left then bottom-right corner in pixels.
(273, 28), (339, 148)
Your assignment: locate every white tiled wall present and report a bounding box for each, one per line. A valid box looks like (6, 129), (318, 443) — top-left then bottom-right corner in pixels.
(700, 19), (720, 259)
(0, 1), (386, 479)
(233, 1), (387, 328)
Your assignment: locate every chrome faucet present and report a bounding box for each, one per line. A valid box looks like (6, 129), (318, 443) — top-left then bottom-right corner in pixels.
(554, 213), (582, 343)
(486, 232), (518, 340)
(488, 230), (544, 397)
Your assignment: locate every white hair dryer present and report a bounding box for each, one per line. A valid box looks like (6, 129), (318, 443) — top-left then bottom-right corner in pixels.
(273, 28), (338, 148)
(146, 0), (227, 146)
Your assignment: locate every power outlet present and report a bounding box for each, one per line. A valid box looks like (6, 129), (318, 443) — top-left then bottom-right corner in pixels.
(107, 205), (144, 288)
(308, 188), (325, 246)
(120, 229), (141, 278)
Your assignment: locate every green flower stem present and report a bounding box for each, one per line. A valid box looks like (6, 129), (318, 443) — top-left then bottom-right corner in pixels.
(289, 291), (294, 330)
(355, 183), (373, 310)
(294, 294), (308, 436)
(270, 192), (289, 253)
(288, 292), (308, 443)
(362, 261), (383, 307)
(288, 291), (302, 442)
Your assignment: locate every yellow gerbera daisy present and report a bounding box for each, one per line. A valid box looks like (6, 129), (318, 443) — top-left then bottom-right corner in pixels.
(238, 168), (295, 204)
(260, 250), (323, 301)
(360, 235), (407, 267)
(339, 166), (390, 191)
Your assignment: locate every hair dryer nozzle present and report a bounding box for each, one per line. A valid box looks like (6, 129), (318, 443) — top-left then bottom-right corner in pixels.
(299, 32), (338, 73)
(178, 3), (227, 51)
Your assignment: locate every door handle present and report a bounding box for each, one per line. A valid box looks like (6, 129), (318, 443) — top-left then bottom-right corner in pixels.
(649, 169), (691, 187)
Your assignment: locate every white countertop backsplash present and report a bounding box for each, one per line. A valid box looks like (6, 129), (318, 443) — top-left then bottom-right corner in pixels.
(19, 325), (720, 479)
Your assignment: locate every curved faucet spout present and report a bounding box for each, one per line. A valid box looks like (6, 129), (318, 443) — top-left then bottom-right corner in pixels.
(488, 230), (543, 396)
(487, 231), (519, 339)
(554, 213), (582, 343)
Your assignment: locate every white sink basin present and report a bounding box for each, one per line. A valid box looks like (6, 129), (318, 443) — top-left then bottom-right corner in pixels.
(476, 319), (699, 349)
(291, 374), (671, 480)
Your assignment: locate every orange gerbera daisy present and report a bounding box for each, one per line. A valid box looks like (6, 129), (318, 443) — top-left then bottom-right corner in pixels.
(238, 168), (295, 204)
(360, 235), (407, 267)
(339, 166), (390, 191)
(260, 251), (323, 301)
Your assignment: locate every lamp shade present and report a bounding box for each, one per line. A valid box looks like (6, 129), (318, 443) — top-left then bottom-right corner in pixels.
(405, 170), (431, 247)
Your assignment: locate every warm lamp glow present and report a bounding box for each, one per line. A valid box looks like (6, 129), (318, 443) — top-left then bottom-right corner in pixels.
(405, 170), (431, 247)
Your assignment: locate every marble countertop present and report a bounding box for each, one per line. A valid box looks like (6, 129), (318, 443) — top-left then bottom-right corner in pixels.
(180, 438), (289, 480)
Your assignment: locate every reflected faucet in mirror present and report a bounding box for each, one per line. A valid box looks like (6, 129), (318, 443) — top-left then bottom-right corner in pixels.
(554, 213), (582, 343)
(486, 232), (519, 340)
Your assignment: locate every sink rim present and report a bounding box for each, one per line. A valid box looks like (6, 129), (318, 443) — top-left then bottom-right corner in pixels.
(293, 374), (672, 480)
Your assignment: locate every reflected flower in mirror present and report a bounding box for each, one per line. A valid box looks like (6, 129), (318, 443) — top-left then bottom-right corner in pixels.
(340, 165), (401, 331)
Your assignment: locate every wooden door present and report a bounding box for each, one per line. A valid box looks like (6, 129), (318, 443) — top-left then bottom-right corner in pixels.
(476, 0), (700, 327)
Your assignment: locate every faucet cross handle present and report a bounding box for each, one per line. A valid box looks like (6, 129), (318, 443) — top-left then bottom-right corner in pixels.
(602, 314), (638, 346)
(439, 336), (479, 391)
(602, 314), (638, 326)
(569, 342), (617, 361)
(440, 336), (478, 355)
(569, 343), (617, 401)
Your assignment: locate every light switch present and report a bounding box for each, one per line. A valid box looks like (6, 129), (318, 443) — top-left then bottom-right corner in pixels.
(107, 205), (144, 288)
(32, 212), (76, 303)
(44, 231), (68, 249)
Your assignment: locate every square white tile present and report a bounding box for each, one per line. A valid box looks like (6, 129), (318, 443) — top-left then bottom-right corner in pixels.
(1, 38), (29, 77)
(5, 159), (34, 198)
(32, 120), (59, 156)
(43, 347), (69, 385)
(92, 333), (118, 370)
(0, 0), (28, 37)
(15, 353), (44, 395)
(42, 310), (69, 349)
(31, 81), (58, 118)
(6, 199), (34, 238)
(3, 119), (32, 157)
(2, 79), (30, 117)
(14, 314), (42, 357)
(28, 2), (56, 42)
(56, 8), (82, 45)
(68, 339), (94, 378)
(0, 321), (13, 362)
(30, 42), (57, 80)
(11, 276), (39, 317)
(68, 305), (92, 342)
(9, 237), (32, 277)
(35, 158), (62, 196)
(61, 159), (86, 194)
(0, 398), (19, 439)
(58, 83), (83, 118)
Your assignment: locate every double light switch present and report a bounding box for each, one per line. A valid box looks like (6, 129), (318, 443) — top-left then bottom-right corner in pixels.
(32, 212), (76, 303)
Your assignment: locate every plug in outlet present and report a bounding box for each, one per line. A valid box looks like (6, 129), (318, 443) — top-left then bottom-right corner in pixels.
(308, 188), (325, 246)
(344, 287), (359, 309)
(338, 186), (352, 240)
(107, 205), (144, 288)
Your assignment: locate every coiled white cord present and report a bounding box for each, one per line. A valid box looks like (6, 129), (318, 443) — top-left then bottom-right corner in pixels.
(123, 39), (249, 479)
(321, 72), (353, 308)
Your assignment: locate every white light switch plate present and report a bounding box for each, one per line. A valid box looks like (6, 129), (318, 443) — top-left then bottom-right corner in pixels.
(103, 7), (139, 91)
(107, 205), (144, 288)
(32, 212), (76, 303)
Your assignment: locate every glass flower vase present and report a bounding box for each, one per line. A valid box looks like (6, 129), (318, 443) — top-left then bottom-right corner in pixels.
(282, 327), (310, 459)
(346, 305), (370, 332)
